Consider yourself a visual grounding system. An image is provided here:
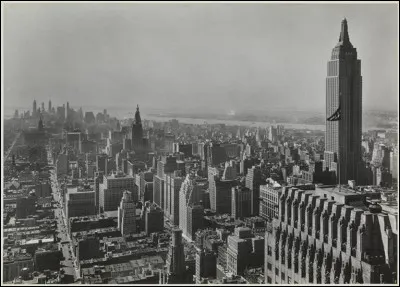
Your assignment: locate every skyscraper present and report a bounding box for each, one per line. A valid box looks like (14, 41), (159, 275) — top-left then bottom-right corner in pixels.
(166, 228), (185, 277)
(117, 190), (136, 235)
(324, 19), (362, 184)
(131, 105), (144, 151)
(231, 186), (252, 219)
(245, 166), (263, 216)
(179, 174), (207, 240)
(32, 100), (37, 118)
(48, 100), (52, 113)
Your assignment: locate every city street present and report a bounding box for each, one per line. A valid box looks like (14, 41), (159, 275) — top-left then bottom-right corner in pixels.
(47, 147), (80, 281)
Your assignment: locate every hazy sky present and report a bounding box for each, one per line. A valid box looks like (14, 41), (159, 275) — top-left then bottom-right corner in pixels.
(3, 2), (399, 114)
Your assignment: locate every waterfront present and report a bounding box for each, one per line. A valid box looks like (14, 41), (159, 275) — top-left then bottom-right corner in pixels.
(144, 114), (326, 131)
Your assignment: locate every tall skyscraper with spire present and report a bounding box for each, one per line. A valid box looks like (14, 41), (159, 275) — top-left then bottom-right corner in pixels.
(324, 18), (362, 184)
(48, 99), (52, 113)
(131, 105), (144, 151)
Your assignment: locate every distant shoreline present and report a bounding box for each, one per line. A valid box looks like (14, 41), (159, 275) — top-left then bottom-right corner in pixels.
(144, 114), (326, 131)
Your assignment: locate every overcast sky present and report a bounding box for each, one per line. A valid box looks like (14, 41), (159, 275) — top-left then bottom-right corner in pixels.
(3, 2), (399, 114)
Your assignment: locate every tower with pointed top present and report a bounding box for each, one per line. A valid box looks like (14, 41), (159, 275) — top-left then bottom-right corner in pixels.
(131, 105), (144, 151)
(324, 18), (362, 184)
(48, 100), (52, 113)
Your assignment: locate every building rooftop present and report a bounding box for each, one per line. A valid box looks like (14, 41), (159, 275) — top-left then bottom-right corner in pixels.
(107, 171), (133, 179)
(19, 237), (54, 246)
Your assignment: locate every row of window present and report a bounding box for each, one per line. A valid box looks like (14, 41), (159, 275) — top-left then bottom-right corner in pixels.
(266, 275), (297, 284)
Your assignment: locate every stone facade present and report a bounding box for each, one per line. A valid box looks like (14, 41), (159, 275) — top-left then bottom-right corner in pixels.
(264, 186), (397, 284)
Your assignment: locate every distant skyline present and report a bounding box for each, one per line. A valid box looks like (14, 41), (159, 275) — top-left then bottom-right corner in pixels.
(3, 2), (399, 113)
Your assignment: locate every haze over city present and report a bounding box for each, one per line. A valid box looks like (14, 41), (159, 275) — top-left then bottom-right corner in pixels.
(2, 2), (399, 286)
(3, 3), (399, 114)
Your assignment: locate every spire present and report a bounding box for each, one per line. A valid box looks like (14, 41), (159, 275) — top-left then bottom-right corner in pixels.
(338, 18), (350, 44)
(135, 104), (142, 125)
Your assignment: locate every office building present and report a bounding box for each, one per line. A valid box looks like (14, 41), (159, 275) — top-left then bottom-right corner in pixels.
(145, 203), (164, 235)
(246, 166), (263, 216)
(85, 112), (96, 124)
(94, 171), (104, 214)
(153, 175), (165, 210)
(35, 182), (52, 198)
(117, 190), (136, 236)
(264, 185), (397, 284)
(324, 19), (362, 184)
(131, 105), (144, 151)
(179, 174), (207, 240)
(32, 100), (37, 118)
(56, 153), (69, 176)
(195, 248), (217, 283)
(166, 228), (185, 277)
(66, 187), (96, 219)
(187, 205), (204, 241)
(165, 172), (184, 226)
(205, 143), (228, 166)
(390, 148), (398, 179)
(268, 126), (277, 143)
(81, 139), (97, 154)
(3, 250), (34, 282)
(16, 194), (37, 219)
(232, 186), (252, 219)
(99, 171), (135, 212)
(154, 155), (178, 210)
(143, 181), (154, 203)
(209, 164), (238, 214)
(66, 132), (82, 152)
(259, 180), (282, 220)
(96, 154), (108, 174)
(226, 227), (264, 275)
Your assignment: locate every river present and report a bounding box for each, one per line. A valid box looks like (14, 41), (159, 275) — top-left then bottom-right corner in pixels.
(143, 114), (326, 131)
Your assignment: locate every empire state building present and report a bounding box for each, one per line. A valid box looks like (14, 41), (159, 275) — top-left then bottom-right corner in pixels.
(324, 19), (362, 184)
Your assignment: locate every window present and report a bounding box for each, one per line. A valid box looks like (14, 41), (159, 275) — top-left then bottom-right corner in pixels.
(324, 194), (327, 198)
(268, 246), (272, 256)
(275, 268), (279, 276)
(281, 272), (285, 280)
(268, 263), (272, 270)
(331, 196), (335, 200)
(267, 276), (272, 283)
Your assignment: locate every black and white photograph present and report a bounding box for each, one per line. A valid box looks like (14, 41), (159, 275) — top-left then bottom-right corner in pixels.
(1, 1), (399, 285)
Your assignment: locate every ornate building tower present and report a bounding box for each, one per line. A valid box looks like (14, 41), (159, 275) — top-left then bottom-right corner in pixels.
(131, 105), (144, 151)
(324, 18), (362, 184)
